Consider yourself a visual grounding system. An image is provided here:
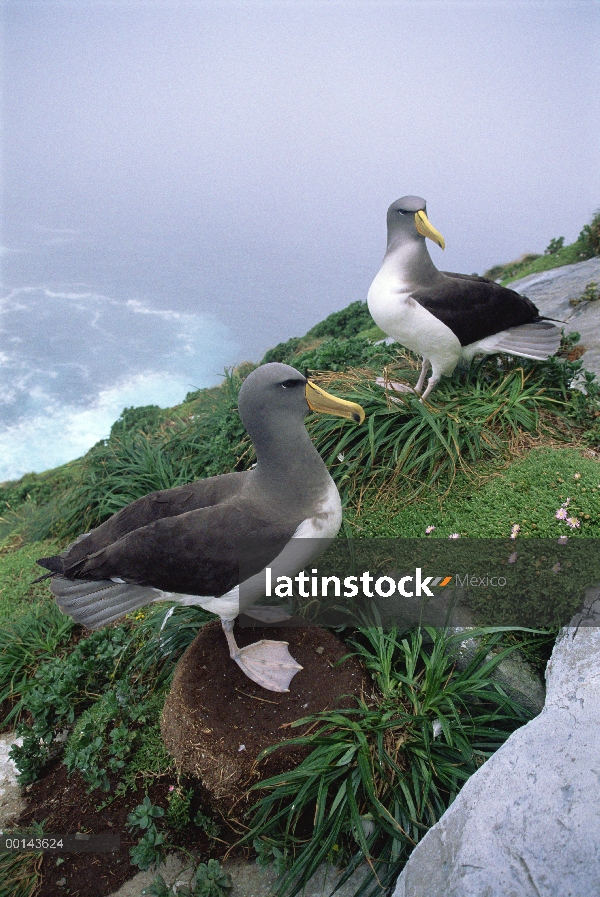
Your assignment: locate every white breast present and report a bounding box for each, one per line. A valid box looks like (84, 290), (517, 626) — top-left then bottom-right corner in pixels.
(368, 268), (461, 374)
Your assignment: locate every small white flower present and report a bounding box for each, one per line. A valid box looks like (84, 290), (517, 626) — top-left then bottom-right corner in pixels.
(238, 744), (246, 752)
(425, 525), (435, 535)
(557, 535), (568, 545)
(337, 452), (345, 462)
(552, 563), (561, 574)
(574, 473), (581, 480)
(566, 517), (580, 529)
(449, 533), (460, 539)
(508, 552), (518, 564)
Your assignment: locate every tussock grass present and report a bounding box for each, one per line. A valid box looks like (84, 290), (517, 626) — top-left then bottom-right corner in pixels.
(309, 356), (576, 503)
(0, 846), (43, 897)
(245, 626), (532, 897)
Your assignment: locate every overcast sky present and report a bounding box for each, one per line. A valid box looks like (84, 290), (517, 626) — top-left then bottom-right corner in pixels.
(1, 0), (599, 481)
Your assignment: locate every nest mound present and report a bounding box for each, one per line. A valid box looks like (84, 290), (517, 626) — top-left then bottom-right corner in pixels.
(161, 620), (366, 814)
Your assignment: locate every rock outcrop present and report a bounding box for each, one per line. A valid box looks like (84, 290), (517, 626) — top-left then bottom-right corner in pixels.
(393, 591), (600, 897)
(510, 256), (600, 377)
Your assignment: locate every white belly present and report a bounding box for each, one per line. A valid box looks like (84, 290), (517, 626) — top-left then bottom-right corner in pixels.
(368, 269), (461, 375)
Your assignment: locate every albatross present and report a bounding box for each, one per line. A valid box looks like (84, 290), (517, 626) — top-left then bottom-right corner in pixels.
(367, 195), (561, 399)
(37, 363), (365, 693)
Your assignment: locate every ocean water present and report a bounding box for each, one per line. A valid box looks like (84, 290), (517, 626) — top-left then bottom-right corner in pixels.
(0, 275), (238, 482)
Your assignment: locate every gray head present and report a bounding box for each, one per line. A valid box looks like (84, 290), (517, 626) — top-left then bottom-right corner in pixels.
(238, 363), (365, 452)
(386, 195), (445, 250)
(238, 363), (309, 440)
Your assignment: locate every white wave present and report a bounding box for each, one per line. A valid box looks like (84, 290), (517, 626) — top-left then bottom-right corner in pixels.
(0, 371), (203, 482)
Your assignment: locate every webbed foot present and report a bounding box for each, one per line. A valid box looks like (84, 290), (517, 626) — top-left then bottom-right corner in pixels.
(375, 376), (420, 397)
(222, 620), (303, 692)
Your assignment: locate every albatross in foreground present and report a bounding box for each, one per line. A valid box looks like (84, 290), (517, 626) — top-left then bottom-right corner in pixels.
(367, 196), (561, 399)
(37, 363), (365, 692)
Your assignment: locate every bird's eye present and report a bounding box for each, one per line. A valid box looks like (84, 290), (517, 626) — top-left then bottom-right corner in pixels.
(398, 209), (408, 215)
(281, 379), (303, 389)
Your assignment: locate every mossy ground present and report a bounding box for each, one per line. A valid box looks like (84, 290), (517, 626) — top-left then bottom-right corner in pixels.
(348, 446), (600, 539)
(0, 536), (61, 621)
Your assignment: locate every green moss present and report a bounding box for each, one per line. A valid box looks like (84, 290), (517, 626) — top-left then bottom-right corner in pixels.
(0, 537), (61, 621)
(348, 447), (600, 539)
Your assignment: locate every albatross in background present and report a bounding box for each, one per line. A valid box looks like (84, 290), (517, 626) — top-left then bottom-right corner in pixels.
(37, 363), (365, 693)
(367, 195), (561, 399)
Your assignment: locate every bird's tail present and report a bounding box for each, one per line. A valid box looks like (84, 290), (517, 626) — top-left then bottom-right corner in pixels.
(474, 321), (561, 360)
(50, 576), (163, 630)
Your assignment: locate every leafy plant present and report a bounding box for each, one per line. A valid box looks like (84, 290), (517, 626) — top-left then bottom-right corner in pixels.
(569, 280), (599, 307)
(194, 808), (221, 839)
(63, 690), (140, 792)
(166, 787), (194, 831)
(109, 405), (165, 440)
(0, 600), (74, 728)
(244, 626), (532, 897)
(544, 236), (565, 255)
(579, 208), (600, 256)
(484, 207), (600, 284)
(10, 620), (170, 786)
(142, 874), (173, 897)
(254, 839), (290, 876)
(262, 336), (303, 365)
(127, 795), (166, 831)
(294, 336), (397, 374)
(127, 797), (167, 871)
(191, 860), (232, 897)
(130, 825), (167, 871)
(142, 861), (232, 897)
(10, 624), (130, 783)
(305, 301), (373, 340)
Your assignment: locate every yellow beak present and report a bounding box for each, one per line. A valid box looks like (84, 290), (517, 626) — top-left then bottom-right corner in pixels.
(415, 210), (446, 250)
(305, 381), (365, 424)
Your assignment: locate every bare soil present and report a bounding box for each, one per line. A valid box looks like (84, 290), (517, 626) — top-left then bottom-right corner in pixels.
(162, 621), (367, 817)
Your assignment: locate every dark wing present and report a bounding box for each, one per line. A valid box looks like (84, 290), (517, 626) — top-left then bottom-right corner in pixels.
(55, 501), (296, 598)
(53, 471), (248, 568)
(411, 275), (541, 346)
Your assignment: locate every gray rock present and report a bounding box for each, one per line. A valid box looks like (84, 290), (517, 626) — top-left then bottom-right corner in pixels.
(393, 593), (600, 897)
(449, 633), (546, 717)
(510, 256), (600, 378)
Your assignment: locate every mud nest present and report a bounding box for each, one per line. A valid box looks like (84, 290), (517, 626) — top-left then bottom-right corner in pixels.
(161, 620), (366, 815)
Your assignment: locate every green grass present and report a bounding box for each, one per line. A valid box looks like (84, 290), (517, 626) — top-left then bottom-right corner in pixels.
(0, 602), (74, 729)
(308, 348), (599, 505)
(0, 829), (44, 897)
(245, 626), (532, 897)
(348, 447), (600, 539)
(484, 208), (600, 284)
(0, 536), (62, 620)
(484, 240), (590, 286)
